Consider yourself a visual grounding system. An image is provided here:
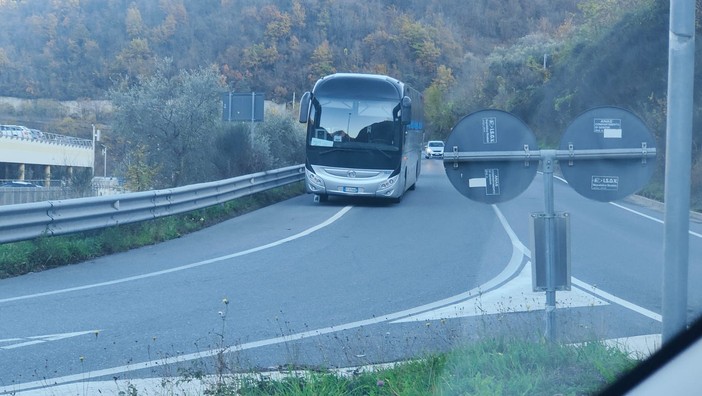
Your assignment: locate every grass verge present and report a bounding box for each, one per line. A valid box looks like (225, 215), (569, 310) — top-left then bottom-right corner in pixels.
(0, 182), (305, 278)
(201, 338), (637, 395)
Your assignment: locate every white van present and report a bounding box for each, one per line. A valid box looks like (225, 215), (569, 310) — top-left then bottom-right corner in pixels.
(424, 140), (445, 159)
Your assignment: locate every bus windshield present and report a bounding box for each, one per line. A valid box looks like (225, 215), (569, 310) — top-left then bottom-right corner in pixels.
(309, 97), (400, 150)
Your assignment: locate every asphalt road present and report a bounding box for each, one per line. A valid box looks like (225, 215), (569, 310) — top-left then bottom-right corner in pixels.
(1, 158), (700, 393)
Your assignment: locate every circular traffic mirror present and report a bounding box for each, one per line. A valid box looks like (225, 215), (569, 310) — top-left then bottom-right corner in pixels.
(444, 109), (539, 204)
(559, 107), (657, 202)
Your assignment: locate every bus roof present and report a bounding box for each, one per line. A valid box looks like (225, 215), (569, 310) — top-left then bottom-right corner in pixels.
(312, 73), (405, 100)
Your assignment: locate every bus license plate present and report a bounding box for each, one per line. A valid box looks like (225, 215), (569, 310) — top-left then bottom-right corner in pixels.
(342, 186), (358, 193)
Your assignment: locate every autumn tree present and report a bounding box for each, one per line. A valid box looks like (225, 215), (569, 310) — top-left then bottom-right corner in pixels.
(114, 38), (155, 80)
(125, 4), (145, 38)
(397, 14), (441, 77)
(424, 65), (456, 140)
(308, 40), (335, 83)
(123, 144), (160, 191)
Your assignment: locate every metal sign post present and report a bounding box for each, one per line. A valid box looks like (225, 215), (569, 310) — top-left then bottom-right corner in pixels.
(541, 150), (557, 340)
(663, 0), (695, 343)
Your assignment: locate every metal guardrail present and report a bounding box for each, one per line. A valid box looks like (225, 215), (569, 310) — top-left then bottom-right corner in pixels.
(0, 164), (305, 244)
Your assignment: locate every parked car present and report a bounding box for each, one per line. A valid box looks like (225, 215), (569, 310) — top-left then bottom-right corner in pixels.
(29, 128), (45, 139)
(424, 140), (445, 159)
(0, 125), (32, 139)
(0, 181), (42, 188)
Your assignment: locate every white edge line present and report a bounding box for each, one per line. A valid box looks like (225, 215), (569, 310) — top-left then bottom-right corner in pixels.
(0, 197), (669, 393)
(1, 204), (531, 394)
(555, 172), (701, 239)
(572, 278), (662, 322)
(609, 201), (663, 224)
(0, 206), (354, 304)
(610, 201), (702, 239)
(550, 172), (673, 321)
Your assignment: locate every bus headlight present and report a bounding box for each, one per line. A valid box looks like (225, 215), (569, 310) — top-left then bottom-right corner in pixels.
(378, 175), (398, 191)
(306, 169), (325, 190)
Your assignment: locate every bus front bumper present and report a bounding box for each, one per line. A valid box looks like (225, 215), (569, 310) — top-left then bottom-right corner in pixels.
(305, 167), (400, 198)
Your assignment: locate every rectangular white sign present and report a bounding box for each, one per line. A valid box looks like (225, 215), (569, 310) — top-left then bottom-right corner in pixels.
(469, 178), (487, 188)
(603, 128), (622, 138)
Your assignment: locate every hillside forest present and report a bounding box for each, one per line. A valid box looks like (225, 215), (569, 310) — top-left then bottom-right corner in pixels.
(0, 0), (701, 206)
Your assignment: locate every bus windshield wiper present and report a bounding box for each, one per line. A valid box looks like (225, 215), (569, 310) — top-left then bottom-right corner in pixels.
(370, 145), (397, 158)
(376, 147), (392, 158)
(319, 147), (346, 155)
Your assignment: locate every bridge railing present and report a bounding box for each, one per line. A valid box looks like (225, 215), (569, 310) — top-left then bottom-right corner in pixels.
(0, 131), (92, 147)
(0, 164), (305, 244)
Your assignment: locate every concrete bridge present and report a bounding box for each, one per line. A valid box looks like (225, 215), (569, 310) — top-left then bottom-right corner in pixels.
(0, 132), (93, 185)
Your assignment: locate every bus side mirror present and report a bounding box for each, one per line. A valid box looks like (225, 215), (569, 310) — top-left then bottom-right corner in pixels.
(299, 92), (311, 123)
(401, 96), (412, 125)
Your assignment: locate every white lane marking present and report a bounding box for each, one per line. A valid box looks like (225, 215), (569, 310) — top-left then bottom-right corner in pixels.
(555, 172), (702, 239)
(609, 201), (702, 239)
(0, 200), (666, 393)
(1, 204), (532, 394)
(394, 199), (667, 323)
(0, 330), (100, 350)
(0, 206), (354, 304)
(1, 318), (403, 394)
(572, 278), (662, 322)
(392, 262), (608, 322)
(609, 201), (664, 224)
